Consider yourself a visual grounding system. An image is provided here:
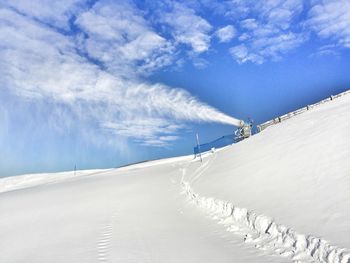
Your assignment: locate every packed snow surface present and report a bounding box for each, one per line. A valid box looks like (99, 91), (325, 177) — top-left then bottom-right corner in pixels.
(0, 94), (349, 263)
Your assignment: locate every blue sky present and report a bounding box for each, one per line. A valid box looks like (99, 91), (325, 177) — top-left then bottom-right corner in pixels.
(1, 0), (350, 177)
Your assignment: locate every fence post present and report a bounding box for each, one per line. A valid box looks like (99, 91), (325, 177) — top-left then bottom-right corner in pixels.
(196, 133), (202, 163)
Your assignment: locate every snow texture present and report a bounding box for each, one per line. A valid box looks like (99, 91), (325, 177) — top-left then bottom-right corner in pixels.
(182, 180), (350, 263)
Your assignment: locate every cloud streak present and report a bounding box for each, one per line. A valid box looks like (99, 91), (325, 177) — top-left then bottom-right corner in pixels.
(0, 1), (240, 147)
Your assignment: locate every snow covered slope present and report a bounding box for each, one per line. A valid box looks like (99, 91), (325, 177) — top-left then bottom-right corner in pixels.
(0, 169), (112, 194)
(0, 93), (349, 263)
(0, 157), (286, 263)
(188, 93), (350, 249)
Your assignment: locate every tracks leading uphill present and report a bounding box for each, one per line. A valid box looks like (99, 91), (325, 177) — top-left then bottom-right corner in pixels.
(181, 159), (350, 263)
(96, 211), (118, 262)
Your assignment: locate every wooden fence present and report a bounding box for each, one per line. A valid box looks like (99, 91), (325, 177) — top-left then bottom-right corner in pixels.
(257, 89), (350, 132)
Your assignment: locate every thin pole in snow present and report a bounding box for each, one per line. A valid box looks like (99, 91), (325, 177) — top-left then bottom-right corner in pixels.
(196, 133), (202, 163)
(74, 164), (76, 176)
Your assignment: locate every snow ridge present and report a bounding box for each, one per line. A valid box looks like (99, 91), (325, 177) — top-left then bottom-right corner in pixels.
(182, 181), (350, 263)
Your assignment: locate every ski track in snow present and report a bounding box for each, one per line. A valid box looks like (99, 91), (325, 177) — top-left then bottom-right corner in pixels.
(180, 156), (350, 263)
(97, 211), (118, 262)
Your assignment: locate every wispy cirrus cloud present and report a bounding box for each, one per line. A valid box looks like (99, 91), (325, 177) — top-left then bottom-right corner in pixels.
(308, 0), (350, 48)
(215, 25), (236, 43)
(204, 0), (350, 63)
(0, 0), (240, 147)
(1, 0), (84, 29)
(161, 2), (213, 53)
(223, 0), (306, 64)
(75, 0), (175, 75)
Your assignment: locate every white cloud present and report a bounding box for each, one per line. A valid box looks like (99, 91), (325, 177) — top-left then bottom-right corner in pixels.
(75, 0), (174, 76)
(240, 19), (259, 30)
(229, 44), (263, 64)
(103, 118), (183, 147)
(252, 31), (306, 59)
(231, 24), (305, 64)
(215, 25), (236, 43)
(220, 0), (303, 30)
(205, 0), (306, 64)
(0, 3), (240, 147)
(162, 2), (212, 53)
(308, 0), (350, 48)
(1, 0), (84, 29)
(255, 0), (304, 30)
(309, 44), (340, 58)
